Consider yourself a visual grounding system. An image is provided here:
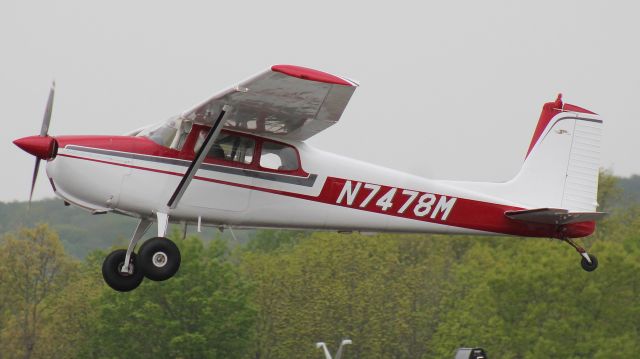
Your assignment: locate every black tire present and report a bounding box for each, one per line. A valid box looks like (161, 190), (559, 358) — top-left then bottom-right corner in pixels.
(102, 249), (144, 292)
(580, 253), (598, 272)
(138, 237), (181, 281)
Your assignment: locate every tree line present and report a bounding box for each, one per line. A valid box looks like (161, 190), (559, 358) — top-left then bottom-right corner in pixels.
(0, 173), (638, 358)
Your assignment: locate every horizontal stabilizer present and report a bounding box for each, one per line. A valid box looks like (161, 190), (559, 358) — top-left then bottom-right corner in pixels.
(505, 208), (606, 225)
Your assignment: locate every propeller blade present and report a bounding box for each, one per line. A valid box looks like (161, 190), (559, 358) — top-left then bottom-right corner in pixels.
(40, 81), (55, 137)
(29, 158), (41, 209)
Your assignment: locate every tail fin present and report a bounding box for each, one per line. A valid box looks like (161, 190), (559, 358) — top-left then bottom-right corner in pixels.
(507, 94), (603, 211)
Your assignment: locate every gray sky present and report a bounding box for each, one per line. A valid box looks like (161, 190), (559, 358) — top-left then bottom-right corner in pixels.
(1, 0), (638, 202)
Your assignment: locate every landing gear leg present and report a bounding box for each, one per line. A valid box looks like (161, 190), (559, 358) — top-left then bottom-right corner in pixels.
(562, 237), (598, 272)
(101, 218), (152, 291)
(122, 218), (153, 273)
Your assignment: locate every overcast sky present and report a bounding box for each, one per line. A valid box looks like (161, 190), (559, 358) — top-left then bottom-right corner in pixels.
(1, 0), (638, 202)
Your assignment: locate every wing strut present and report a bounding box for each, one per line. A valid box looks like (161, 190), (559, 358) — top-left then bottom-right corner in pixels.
(166, 105), (230, 209)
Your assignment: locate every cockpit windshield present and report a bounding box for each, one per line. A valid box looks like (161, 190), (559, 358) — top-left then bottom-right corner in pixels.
(136, 117), (192, 149)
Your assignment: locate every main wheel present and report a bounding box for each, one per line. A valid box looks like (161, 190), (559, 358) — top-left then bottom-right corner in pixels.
(138, 237), (181, 281)
(102, 249), (144, 292)
(580, 253), (598, 272)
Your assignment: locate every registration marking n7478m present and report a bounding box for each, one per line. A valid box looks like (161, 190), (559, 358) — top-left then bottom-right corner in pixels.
(335, 180), (457, 221)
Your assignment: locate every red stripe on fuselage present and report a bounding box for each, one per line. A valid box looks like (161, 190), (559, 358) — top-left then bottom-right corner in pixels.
(313, 178), (578, 238)
(57, 152), (594, 239)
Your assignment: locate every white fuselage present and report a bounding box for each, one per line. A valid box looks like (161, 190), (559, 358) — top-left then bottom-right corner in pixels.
(46, 137), (517, 236)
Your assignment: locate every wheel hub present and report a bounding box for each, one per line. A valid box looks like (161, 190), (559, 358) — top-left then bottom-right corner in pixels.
(152, 252), (168, 268)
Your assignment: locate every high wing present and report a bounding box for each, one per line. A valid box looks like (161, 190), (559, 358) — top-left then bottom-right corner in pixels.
(180, 65), (359, 141)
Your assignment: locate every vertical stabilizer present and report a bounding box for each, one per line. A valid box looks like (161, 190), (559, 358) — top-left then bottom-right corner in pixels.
(507, 94), (602, 211)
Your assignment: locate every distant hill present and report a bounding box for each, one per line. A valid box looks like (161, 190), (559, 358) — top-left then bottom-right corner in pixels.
(618, 175), (640, 204)
(0, 199), (250, 258)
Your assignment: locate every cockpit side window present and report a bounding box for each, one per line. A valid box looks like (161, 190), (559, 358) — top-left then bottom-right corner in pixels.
(195, 131), (255, 164)
(259, 141), (299, 171)
(188, 128), (303, 173)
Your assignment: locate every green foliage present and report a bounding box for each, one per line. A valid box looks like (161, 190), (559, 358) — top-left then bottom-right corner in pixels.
(428, 238), (640, 358)
(39, 258), (103, 359)
(0, 224), (79, 358)
(241, 219), (640, 358)
(79, 235), (256, 359)
(244, 229), (309, 252)
(242, 232), (464, 358)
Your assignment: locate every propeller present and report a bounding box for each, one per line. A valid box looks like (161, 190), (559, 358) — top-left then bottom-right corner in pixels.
(13, 82), (57, 208)
(31, 82), (55, 205)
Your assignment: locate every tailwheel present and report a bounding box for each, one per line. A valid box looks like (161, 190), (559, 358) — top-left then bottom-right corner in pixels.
(102, 249), (144, 292)
(580, 253), (598, 272)
(138, 237), (181, 281)
(562, 237), (598, 272)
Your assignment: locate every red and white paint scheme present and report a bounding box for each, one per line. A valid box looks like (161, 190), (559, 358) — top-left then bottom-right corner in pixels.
(14, 65), (604, 291)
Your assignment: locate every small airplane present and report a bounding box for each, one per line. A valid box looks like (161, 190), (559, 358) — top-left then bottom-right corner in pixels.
(14, 65), (605, 292)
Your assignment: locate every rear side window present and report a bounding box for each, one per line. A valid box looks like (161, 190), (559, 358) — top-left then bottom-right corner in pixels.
(260, 141), (299, 171)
